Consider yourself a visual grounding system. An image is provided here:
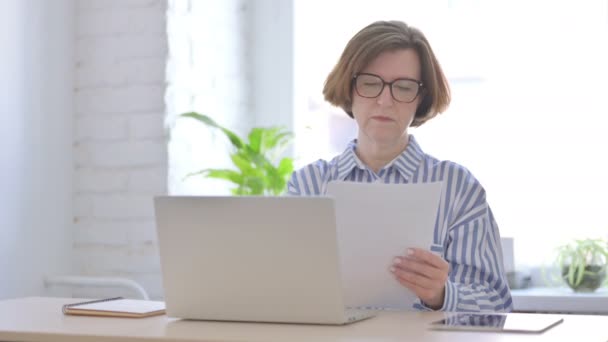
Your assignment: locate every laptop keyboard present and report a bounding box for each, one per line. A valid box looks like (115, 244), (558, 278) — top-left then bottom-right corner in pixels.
(350, 305), (401, 311)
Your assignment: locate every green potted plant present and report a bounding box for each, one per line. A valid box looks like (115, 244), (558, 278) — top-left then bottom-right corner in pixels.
(180, 112), (294, 195)
(554, 238), (608, 292)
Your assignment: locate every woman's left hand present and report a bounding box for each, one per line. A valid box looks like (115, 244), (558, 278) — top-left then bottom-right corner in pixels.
(390, 247), (449, 310)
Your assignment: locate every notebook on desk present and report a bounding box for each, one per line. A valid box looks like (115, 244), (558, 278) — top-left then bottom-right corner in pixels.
(62, 297), (166, 318)
(154, 196), (376, 325)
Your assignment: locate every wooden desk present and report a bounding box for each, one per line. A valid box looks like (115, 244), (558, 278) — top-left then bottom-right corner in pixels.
(1, 297), (607, 342)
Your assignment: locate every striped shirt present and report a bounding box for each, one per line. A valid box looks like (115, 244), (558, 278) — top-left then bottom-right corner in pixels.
(288, 135), (513, 312)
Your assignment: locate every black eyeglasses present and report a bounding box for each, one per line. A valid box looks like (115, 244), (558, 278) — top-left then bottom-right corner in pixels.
(353, 73), (424, 103)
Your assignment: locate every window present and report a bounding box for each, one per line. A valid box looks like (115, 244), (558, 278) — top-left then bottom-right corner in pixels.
(293, 0), (608, 268)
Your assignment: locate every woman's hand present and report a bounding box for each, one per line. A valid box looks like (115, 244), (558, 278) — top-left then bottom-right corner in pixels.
(390, 247), (449, 310)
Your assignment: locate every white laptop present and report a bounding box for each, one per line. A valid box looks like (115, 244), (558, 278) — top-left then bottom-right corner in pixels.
(154, 196), (376, 325)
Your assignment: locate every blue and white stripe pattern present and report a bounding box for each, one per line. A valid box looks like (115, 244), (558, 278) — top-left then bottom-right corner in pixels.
(288, 135), (512, 312)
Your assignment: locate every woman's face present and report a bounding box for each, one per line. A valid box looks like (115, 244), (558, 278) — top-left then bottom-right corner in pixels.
(351, 49), (422, 146)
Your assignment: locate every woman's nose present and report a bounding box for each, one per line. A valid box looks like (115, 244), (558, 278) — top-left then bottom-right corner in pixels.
(376, 84), (394, 105)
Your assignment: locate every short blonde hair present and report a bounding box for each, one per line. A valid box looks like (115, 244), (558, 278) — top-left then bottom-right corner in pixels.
(323, 21), (451, 127)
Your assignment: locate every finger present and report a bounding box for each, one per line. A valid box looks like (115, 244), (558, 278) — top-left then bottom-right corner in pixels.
(391, 268), (446, 305)
(391, 269), (444, 304)
(390, 264), (446, 308)
(399, 278), (441, 301)
(392, 256), (445, 280)
(407, 248), (449, 270)
(399, 278), (445, 308)
(395, 257), (447, 281)
(392, 267), (437, 290)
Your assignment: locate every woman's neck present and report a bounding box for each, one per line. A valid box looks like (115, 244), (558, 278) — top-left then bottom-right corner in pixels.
(355, 135), (409, 174)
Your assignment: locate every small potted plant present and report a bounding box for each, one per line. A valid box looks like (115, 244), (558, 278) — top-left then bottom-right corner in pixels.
(180, 112), (294, 195)
(554, 238), (608, 292)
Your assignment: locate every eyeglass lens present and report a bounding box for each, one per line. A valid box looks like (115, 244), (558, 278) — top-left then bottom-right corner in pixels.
(355, 74), (420, 103)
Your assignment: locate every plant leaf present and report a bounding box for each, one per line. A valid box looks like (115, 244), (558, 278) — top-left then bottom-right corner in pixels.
(231, 153), (256, 175)
(180, 112), (295, 196)
(242, 145), (273, 169)
(242, 176), (265, 195)
(182, 169), (210, 181)
(264, 165), (285, 195)
(204, 169), (245, 185)
(248, 128), (264, 154)
(277, 157), (294, 178)
(181, 112), (244, 149)
(261, 128), (293, 157)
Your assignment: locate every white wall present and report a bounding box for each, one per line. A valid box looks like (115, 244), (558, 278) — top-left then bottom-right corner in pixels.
(73, 0), (297, 299)
(0, 0), (74, 299)
(0, 0), (291, 300)
(72, 0), (168, 300)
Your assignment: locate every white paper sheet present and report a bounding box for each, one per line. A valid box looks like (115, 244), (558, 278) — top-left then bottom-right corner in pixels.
(326, 181), (443, 310)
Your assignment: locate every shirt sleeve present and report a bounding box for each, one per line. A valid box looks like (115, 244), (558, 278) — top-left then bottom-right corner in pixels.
(287, 160), (329, 196)
(415, 172), (513, 312)
(287, 172), (301, 195)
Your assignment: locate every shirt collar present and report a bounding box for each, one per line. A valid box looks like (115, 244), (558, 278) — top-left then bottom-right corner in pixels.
(335, 135), (425, 182)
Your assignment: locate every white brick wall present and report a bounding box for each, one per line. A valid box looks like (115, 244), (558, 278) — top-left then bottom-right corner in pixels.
(72, 0), (255, 300)
(73, 0), (168, 299)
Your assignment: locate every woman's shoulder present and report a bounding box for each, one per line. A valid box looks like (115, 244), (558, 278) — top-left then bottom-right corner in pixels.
(421, 154), (483, 188)
(292, 157), (335, 175)
(288, 157), (340, 195)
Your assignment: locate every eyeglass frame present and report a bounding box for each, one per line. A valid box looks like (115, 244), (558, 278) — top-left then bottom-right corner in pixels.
(352, 73), (425, 103)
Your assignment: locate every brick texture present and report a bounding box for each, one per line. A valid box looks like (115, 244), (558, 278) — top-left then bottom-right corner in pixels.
(73, 0), (168, 299)
(73, 0), (251, 300)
